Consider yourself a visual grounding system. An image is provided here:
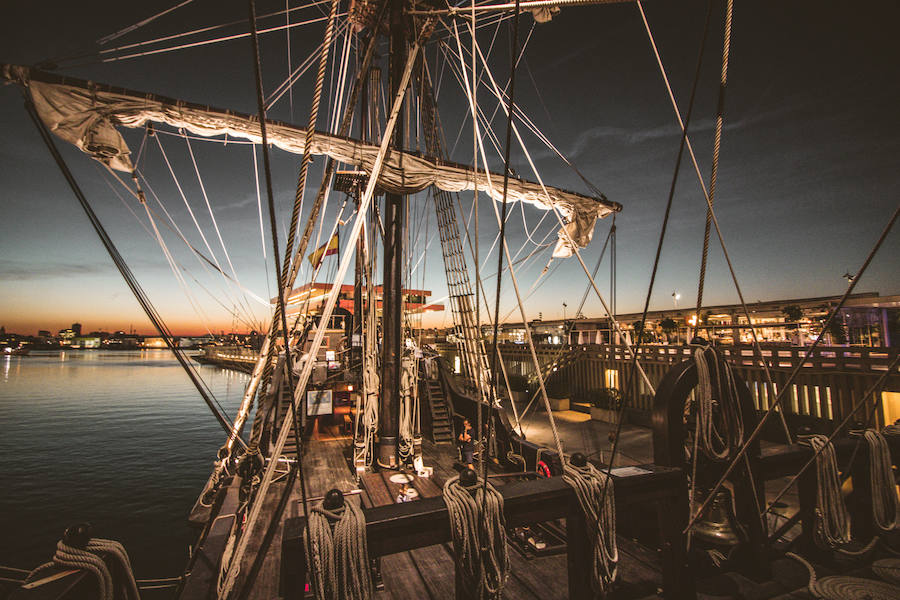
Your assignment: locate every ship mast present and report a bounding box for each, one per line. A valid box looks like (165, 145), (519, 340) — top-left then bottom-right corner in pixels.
(378, 0), (408, 469)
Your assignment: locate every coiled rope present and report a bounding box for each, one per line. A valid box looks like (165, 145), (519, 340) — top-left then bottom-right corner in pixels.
(799, 434), (878, 556)
(26, 536), (139, 600)
(873, 558), (900, 585)
(861, 429), (898, 533)
(304, 500), (373, 600)
(693, 344), (744, 462)
(562, 461), (618, 595)
(787, 552), (900, 599)
(443, 474), (509, 599)
(800, 434), (852, 549)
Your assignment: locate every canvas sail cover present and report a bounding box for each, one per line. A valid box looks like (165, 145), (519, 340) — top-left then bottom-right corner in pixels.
(5, 64), (620, 257)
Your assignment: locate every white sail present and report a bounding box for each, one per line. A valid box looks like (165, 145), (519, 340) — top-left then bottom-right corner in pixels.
(5, 64), (620, 257)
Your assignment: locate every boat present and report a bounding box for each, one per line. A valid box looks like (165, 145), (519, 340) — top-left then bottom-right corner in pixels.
(3, 1), (899, 599)
(2, 346), (30, 356)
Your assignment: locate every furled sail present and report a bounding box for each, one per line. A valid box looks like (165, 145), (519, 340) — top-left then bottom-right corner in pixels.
(3, 64), (621, 257)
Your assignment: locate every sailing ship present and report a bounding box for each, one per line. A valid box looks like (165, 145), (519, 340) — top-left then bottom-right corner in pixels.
(3, 1), (899, 599)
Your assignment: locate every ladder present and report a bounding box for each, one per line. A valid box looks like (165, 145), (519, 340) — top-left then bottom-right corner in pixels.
(419, 60), (492, 390)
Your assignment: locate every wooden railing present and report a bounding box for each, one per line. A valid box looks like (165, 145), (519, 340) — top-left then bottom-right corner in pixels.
(436, 342), (899, 427)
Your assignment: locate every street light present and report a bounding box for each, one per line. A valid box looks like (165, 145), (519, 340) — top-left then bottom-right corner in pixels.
(672, 291), (681, 308)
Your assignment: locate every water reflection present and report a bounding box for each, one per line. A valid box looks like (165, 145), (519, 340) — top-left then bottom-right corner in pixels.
(0, 350), (251, 577)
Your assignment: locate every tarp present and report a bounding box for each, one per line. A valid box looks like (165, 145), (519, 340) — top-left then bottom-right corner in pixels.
(5, 64), (620, 257)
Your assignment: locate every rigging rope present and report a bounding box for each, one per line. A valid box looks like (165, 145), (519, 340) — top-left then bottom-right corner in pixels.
(443, 474), (509, 598)
(637, 0), (792, 445)
(99, 0), (196, 46)
(563, 461), (618, 595)
(862, 429), (898, 533)
(695, 0), (733, 327)
(800, 434), (852, 549)
(693, 344), (744, 461)
(304, 500), (373, 600)
(26, 534), (139, 600)
(763, 353), (900, 519)
(26, 98), (243, 445)
(688, 204), (899, 534)
(220, 21), (432, 598)
(787, 551), (900, 600)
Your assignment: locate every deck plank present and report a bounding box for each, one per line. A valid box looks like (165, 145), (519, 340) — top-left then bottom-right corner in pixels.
(378, 551), (434, 600)
(406, 544), (457, 599)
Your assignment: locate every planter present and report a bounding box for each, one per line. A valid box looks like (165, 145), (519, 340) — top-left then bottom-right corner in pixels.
(590, 407), (622, 424)
(548, 397), (570, 411)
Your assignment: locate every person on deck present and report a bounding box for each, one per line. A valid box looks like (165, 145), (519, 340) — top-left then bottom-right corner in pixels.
(458, 417), (475, 470)
(396, 483), (412, 503)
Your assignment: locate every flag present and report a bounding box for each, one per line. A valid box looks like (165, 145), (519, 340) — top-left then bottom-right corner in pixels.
(308, 233), (339, 267)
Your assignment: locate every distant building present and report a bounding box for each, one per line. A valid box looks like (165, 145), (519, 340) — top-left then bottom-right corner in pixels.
(476, 292), (900, 348)
(71, 323), (82, 336)
(58, 327), (75, 346)
(143, 337), (168, 349)
(72, 336), (101, 349)
(281, 282), (444, 319)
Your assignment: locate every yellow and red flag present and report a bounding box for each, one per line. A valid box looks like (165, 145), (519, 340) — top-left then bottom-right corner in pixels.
(308, 233), (339, 267)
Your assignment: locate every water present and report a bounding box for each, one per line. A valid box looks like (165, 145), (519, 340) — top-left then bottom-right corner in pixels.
(0, 349), (252, 579)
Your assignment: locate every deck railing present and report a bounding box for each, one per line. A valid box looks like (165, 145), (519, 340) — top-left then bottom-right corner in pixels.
(436, 342), (899, 426)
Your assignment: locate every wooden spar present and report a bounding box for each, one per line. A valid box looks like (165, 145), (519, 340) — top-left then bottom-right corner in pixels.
(378, 0), (408, 469)
(407, 0), (638, 16)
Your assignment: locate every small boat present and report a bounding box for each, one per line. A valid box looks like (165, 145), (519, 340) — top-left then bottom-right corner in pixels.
(3, 346), (29, 356)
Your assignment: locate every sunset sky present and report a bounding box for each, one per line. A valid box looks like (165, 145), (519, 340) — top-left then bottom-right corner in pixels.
(1, 1), (898, 336)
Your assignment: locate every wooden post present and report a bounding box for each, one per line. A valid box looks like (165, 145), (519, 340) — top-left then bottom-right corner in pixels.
(797, 459), (823, 560)
(657, 473), (696, 599)
(566, 503), (592, 598)
(281, 517), (307, 600)
(848, 440), (874, 542)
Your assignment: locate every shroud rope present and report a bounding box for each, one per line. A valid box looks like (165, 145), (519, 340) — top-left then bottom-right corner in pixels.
(304, 501), (373, 600)
(26, 537), (140, 600)
(443, 474), (509, 599)
(563, 462), (618, 595)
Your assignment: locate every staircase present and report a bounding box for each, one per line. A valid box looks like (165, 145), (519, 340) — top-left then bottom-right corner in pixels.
(527, 345), (582, 389)
(269, 356), (301, 459)
(419, 64), (492, 388)
(425, 378), (454, 445)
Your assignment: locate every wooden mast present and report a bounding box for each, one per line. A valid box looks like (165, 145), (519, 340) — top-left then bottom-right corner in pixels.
(378, 0), (407, 469)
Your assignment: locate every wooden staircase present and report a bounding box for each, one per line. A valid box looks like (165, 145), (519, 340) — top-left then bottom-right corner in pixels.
(425, 378), (454, 445)
(526, 346), (581, 389)
(269, 356), (301, 460)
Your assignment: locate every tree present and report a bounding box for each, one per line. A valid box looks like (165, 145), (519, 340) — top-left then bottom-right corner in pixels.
(826, 317), (847, 345)
(633, 320), (654, 343)
(660, 318), (678, 342)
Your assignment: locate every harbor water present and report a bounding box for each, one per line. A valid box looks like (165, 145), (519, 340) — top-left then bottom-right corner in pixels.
(0, 349), (252, 579)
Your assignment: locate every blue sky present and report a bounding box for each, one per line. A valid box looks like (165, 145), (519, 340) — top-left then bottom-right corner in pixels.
(1, 0), (898, 335)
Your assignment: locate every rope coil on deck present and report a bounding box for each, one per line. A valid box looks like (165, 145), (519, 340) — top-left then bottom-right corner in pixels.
(26, 530), (139, 600)
(862, 429), (898, 533)
(443, 474), (509, 599)
(693, 344), (744, 462)
(873, 558), (900, 585)
(787, 552), (900, 599)
(799, 434), (852, 549)
(304, 499), (373, 600)
(562, 461), (618, 595)
(799, 434), (879, 556)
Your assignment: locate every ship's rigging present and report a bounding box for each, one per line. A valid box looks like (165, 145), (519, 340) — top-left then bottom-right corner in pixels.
(3, 1), (899, 599)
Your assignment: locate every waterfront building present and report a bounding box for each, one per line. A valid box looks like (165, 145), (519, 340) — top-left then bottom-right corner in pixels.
(280, 282), (444, 319)
(479, 292), (899, 348)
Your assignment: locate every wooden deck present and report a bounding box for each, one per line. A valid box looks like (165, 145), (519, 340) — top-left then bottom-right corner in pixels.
(228, 437), (673, 600)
